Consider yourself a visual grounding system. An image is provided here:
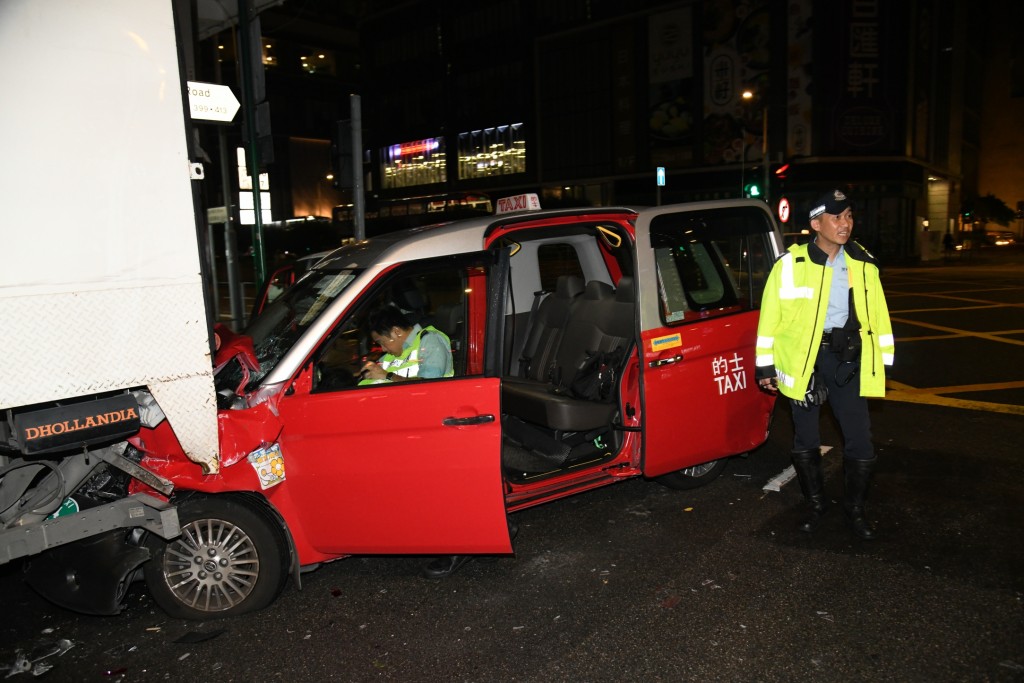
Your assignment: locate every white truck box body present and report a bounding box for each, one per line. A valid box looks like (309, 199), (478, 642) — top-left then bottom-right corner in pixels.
(0, 0), (218, 472)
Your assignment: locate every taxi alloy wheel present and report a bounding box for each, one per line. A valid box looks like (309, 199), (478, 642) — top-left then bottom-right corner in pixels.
(144, 496), (288, 619)
(656, 457), (728, 490)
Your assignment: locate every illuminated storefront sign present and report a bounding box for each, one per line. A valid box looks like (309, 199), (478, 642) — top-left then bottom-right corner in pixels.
(381, 125), (527, 189)
(381, 136), (446, 189)
(457, 123), (526, 180)
(388, 139), (441, 159)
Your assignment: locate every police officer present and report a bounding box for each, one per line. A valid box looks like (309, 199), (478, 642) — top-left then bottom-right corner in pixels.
(755, 189), (895, 540)
(359, 305), (453, 384)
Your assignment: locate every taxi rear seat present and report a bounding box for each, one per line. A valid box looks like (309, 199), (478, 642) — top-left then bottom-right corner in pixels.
(517, 275), (583, 381)
(502, 276), (634, 432)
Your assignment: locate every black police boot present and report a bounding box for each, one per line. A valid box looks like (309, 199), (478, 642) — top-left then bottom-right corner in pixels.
(791, 449), (829, 533)
(422, 555), (472, 579)
(843, 457), (877, 541)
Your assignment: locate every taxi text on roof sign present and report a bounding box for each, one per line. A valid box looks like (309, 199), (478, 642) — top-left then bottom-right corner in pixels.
(496, 193), (542, 215)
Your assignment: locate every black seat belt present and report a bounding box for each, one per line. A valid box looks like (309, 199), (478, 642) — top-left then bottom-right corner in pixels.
(513, 289), (548, 377)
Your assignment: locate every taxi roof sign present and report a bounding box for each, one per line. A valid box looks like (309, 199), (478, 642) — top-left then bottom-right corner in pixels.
(496, 193), (542, 215)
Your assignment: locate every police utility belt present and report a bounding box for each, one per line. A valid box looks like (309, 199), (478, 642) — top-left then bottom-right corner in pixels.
(821, 328), (861, 362)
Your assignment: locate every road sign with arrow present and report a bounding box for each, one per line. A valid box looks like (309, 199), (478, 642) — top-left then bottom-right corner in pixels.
(186, 81), (240, 123)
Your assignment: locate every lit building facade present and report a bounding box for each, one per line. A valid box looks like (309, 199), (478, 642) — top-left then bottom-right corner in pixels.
(354, 0), (984, 260)
(203, 0), (987, 262)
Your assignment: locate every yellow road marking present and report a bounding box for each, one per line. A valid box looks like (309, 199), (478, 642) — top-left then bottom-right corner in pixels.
(888, 317), (1024, 347)
(883, 380), (1024, 414)
(883, 390), (1024, 416)
(896, 333), (970, 342)
(895, 329), (1024, 342)
(887, 379), (1024, 394)
(890, 304), (1005, 314)
(867, 274), (1023, 414)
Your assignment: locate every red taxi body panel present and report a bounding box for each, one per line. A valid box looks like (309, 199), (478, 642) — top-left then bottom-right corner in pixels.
(274, 375), (510, 555)
(639, 313), (775, 477)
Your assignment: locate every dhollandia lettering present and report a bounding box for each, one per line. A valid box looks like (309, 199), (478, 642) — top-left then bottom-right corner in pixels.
(23, 408), (139, 441)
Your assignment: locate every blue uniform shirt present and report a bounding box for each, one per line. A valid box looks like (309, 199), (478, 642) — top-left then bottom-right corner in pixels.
(406, 323), (453, 378)
(824, 246), (849, 331)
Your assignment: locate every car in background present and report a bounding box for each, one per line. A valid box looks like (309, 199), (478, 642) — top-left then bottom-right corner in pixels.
(986, 230), (1017, 246)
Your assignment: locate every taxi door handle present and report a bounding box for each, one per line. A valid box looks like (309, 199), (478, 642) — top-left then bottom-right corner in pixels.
(649, 354), (683, 368)
(442, 414), (496, 427)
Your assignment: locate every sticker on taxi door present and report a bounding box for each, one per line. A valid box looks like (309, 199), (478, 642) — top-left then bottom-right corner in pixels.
(649, 332), (682, 353)
(248, 443), (286, 489)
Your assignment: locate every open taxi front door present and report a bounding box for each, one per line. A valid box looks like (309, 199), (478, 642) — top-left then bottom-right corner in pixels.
(271, 251), (513, 557)
(633, 201), (780, 477)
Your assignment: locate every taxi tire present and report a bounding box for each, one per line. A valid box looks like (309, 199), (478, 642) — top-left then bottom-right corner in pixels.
(656, 457), (728, 490)
(143, 495), (289, 620)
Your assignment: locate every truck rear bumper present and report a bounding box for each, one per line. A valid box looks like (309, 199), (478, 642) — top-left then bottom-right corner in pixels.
(0, 493), (179, 565)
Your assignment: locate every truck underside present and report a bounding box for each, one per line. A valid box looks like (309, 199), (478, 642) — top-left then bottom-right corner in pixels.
(1, 393), (182, 614)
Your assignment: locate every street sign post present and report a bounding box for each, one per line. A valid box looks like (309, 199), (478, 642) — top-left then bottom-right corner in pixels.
(186, 81), (240, 123)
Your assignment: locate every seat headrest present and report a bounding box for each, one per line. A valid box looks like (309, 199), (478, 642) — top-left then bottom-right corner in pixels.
(555, 275), (584, 299)
(583, 280), (615, 301)
(614, 276), (635, 303)
(393, 283), (426, 312)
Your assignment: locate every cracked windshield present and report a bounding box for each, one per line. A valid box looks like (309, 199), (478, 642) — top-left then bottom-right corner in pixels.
(216, 264), (360, 393)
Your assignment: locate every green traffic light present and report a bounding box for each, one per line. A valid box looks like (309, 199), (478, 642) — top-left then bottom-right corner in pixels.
(744, 182), (761, 198)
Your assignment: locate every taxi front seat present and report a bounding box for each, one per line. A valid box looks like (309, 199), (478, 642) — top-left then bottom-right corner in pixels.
(433, 301), (465, 375)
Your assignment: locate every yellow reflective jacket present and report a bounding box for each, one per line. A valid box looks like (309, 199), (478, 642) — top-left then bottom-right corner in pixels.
(755, 240), (894, 399)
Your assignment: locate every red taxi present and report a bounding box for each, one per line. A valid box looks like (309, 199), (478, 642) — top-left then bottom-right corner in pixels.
(134, 196), (782, 618)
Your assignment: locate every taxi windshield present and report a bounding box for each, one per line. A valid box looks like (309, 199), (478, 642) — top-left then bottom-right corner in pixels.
(215, 263), (362, 393)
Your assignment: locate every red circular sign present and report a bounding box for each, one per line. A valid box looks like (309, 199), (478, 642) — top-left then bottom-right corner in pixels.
(777, 197), (791, 223)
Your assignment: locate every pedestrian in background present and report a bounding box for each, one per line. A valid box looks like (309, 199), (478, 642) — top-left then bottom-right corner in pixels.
(755, 189), (895, 540)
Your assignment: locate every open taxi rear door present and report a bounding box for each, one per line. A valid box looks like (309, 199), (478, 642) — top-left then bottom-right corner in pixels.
(633, 201), (780, 477)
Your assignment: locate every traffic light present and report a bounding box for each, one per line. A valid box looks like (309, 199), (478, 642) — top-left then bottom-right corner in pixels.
(743, 181), (762, 198)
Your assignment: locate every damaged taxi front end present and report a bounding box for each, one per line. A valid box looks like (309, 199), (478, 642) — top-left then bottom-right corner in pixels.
(0, 254), (343, 617)
(131, 247), (371, 495)
(115, 245), (381, 619)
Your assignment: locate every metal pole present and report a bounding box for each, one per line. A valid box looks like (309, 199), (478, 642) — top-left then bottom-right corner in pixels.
(238, 0), (266, 288)
(206, 220), (219, 322)
(215, 39), (244, 329)
(220, 125), (245, 329)
(740, 137), (746, 195)
(762, 105), (770, 206)
(350, 94), (365, 241)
